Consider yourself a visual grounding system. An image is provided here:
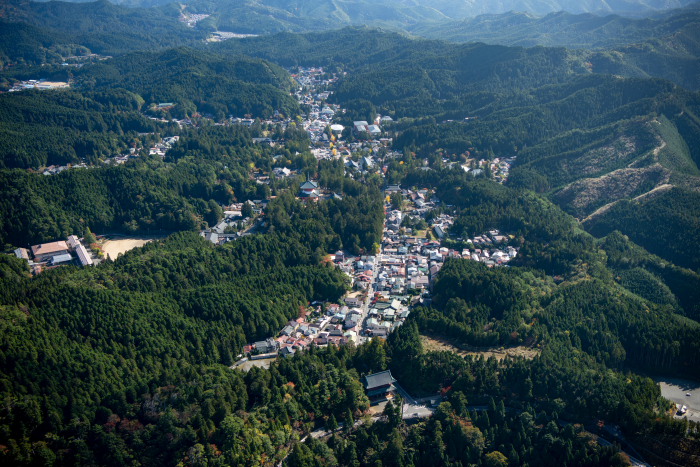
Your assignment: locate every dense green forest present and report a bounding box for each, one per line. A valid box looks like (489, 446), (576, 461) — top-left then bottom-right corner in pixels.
(0, 231), (364, 465)
(0, 20), (77, 68)
(266, 182), (385, 256)
(408, 5), (700, 49)
(75, 48), (300, 119)
(2, 229), (698, 465)
(0, 89), (161, 168)
(584, 187), (700, 271)
(0, 0), (205, 59)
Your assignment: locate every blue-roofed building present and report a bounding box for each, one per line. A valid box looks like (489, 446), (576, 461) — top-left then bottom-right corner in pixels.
(51, 254), (73, 266)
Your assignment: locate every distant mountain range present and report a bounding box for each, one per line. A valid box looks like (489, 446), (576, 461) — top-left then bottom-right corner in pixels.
(22, 0), (700, 25)
(6, 0), (700, 42)
(408, 2), (700, 48)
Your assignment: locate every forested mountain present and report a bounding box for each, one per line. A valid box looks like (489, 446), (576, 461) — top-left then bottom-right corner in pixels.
(391, 167), (700, 371)
(0, 231), (358, 465)
(4, 0), (699, 52)
(0, 89), (157, 168)
(214, 25), (700, 90)
(0, 48), (300, 169)
(2, 2), (700, 465)
(75, 48), (300, 119)
(0, 20), (79, 68)
(409, 5), (700, 90)
(0, 0), (204, 62)
(409, 3), (700, 49)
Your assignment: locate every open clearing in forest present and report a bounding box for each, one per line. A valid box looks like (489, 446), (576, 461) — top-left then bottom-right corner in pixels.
(101, 237), (156, 260)
(420, 335), (540, 361)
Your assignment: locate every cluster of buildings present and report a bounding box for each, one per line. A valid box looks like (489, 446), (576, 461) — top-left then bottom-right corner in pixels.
(244, 305), (357, 360)
(458, 229), (520, 266)
(14, 235), (95, 273)
(294, 68), (345, 160)
(35, 134), (179, 176)
(243, 286), (412, 360)
(353, 115), (393, 138)
(60, 53), (111, 68)
(332, 251), (414, 337)
(39, 164), (85, 176)
(148, 136), (180, 158)
(200, 201), (266, 245)
(272, 166), (296, 178)
(367, 192), (520, 312)
(8, 79), (70, 92)
(179, 12), (210, 27)
(458, 156), (516, 184)
(488, 156), (516, 183)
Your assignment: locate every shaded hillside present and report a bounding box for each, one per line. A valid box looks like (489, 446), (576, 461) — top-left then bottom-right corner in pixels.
(1, 0), (205, 57)
(409, 4), (700, 49)
(585, 187), (700, 271)
(0, 20), (81, 68)
(587, 23), (700, 91)
(409, 5), (700, 91)
(0, 89), (159, 168)
(75, 47), (300, 119)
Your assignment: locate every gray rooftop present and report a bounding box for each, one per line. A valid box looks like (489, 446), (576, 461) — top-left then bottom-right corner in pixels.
(363, 370), (397, 390)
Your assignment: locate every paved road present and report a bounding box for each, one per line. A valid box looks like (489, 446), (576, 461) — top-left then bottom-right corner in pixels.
(596, 436), (650, 467)
(392, 382), (439, 419)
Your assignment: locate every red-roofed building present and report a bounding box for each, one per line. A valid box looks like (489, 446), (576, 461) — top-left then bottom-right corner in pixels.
(31, 241), (69, 262)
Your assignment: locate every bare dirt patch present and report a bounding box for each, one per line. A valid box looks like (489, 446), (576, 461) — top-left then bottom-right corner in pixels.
(234, 357), (277, 372)
(421, 335), (540, 361)
(101, 237), (154, 260)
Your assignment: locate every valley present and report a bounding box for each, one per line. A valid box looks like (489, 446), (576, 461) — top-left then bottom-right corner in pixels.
(1, 1), (700, 466)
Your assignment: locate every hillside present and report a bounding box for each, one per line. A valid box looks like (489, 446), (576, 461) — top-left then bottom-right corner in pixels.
(0, 20), (79, 68)
(0, 47), (300, 171)
(75, 47), (300, 119)
(409, 3), (700, 49)
(0, 0), (205, 58)
(216, 28), (700, 270)
(408, 5), (700, 90)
